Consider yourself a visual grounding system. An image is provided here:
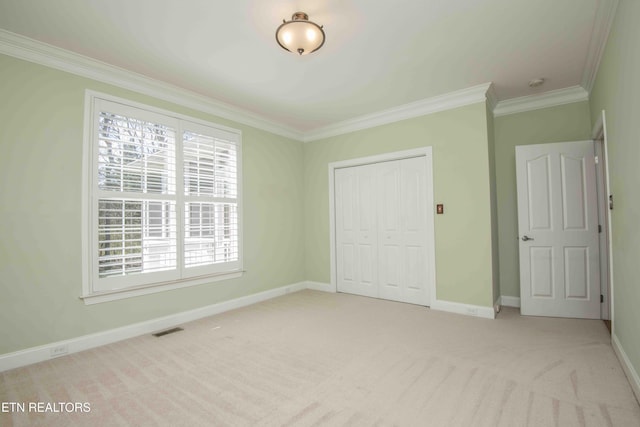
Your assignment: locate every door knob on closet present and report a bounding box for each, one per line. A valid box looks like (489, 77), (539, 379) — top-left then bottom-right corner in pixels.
(521, 235), (534, 241)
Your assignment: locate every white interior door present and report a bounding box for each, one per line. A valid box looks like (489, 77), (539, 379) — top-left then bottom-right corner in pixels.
(335, 156), (432, 306)
(377, 160), (403, 302)
(516, 141), (601, 319)
(335, 165), (378, 298)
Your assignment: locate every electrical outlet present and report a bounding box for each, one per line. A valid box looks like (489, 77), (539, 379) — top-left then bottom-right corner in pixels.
(50, 344), (68, 358)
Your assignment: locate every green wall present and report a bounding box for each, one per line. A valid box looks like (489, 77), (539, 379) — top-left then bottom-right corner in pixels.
(0, 55), (500, 356)
(589, 0), (640, 384)
(493, 102), (592, 298)
(0, 54), (305, 355)
(4, 27), (626, 361)
(304, 102), (497, 307)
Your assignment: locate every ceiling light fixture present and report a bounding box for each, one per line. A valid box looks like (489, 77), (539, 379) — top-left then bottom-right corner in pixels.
(276, 12), (325, 56)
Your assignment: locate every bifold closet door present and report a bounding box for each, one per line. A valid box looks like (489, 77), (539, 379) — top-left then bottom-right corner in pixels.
(335, 157), (431, 306)
(377, 157), (430, 305)
(335, 164), (378, 298)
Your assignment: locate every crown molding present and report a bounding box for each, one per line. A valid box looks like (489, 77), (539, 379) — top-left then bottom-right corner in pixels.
(581, 0), (619, 93)
(493, 86), (589, 117)
(0, 29), (304, 141)
(1, 29), (491, 143)
(303, 83), (493, 142)
(485, 83), (498, 113)
(3, 26), (596, 141)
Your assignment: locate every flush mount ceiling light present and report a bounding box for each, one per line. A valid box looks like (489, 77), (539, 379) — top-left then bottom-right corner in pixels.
(276, 12), (325, 56)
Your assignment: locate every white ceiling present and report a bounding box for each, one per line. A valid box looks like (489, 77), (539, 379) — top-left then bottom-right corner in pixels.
(0, 0), (612, 133)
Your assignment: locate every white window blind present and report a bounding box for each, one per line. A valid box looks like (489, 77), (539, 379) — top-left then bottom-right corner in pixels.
(97, 111), (177, 279)
(183, 130), (239, 268)
(84, 94), (242, 300)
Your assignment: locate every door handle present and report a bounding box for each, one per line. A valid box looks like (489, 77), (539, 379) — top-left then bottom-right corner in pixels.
(521, 235), (534, 241)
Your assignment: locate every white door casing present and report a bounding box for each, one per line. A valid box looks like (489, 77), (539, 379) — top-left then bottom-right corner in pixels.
(334, 153), (433, 306)
(594, 141), (610, 320)
(593, 109), (613, 322)
(516, 141), (601, 319)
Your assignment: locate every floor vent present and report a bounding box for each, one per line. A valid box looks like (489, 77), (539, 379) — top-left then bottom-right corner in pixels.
(152, 327), (184, 337)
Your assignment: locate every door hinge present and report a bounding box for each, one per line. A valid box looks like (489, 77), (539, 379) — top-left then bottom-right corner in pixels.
(601, 294), (604, 303)
(595, 155), (599, 164)
(598, 224), (602, 233)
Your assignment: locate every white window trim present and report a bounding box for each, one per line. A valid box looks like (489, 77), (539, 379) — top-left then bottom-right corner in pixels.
(81, 90), (243, 305)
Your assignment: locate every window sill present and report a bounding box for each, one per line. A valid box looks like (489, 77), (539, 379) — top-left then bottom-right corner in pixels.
(80, 270), (243, 305)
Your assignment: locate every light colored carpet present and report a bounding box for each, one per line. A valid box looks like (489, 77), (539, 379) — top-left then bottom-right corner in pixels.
(1, 290), (639, 426)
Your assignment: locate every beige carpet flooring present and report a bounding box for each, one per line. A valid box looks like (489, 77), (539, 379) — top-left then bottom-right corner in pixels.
(1, 290), (639, 426)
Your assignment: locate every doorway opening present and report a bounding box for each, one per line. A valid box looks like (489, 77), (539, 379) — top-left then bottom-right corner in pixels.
(593, 110), (614, 329)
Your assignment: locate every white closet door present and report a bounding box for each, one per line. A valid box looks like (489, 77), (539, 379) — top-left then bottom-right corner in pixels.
(335, 164), (378, 298)
(378, 160), (403, 302)
(335, 156), (431, 306)
(400, 156), (430, 305)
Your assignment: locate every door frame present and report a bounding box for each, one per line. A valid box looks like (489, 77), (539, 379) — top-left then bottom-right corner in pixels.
(593, 110), (614, 326)
(328, 147), (436, 306)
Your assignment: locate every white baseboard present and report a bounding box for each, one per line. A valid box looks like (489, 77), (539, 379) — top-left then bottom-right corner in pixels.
(304, 281), (335, 292)
(0, 282), (309, 373)
(501, 296), (521, 308)
(430, 299), (495, 319)
(0, 282), (502, 372)
(328, 282), (495, 320)
(612, 333), (640, 405)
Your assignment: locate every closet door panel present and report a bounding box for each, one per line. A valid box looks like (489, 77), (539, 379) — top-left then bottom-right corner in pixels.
(335, 165), (378, 298)
(355, 164), (378, 296)
(335, 168), (358, 294)
(400, 157), (430, 305)
(378, 160), (403, 301)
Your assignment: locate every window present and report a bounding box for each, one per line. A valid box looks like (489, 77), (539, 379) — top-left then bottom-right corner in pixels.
(82, 92), (242, 303)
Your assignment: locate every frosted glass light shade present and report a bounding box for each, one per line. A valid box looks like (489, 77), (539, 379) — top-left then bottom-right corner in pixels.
(276, 12), (325, 56)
